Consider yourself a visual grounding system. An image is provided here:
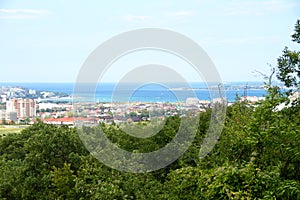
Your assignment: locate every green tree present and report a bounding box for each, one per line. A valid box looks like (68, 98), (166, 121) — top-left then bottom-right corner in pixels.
(277, 19), (300, 91)
(24, 117), (30, 125)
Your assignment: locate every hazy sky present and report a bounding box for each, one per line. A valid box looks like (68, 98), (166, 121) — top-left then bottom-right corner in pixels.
(0, 0), (299, 83)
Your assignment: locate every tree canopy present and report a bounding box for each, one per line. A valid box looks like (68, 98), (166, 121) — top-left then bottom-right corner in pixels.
(277, 19), (300, 91)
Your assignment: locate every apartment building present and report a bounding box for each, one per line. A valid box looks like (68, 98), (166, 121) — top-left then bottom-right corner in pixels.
(6, 98), (36, 119)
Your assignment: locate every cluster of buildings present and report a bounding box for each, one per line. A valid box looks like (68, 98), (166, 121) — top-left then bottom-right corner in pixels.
(0, 86), (37, 101)
(40, 98), (227, 126)
(0, 86), (69, 124)
(0, 95), (261, 125)
(0, 97), (216, 125)
(0, 98), (36, 123)
(1, 85), (275, 126)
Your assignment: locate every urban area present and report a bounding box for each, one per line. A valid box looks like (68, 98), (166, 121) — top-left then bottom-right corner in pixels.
(0, 85), (268, 126)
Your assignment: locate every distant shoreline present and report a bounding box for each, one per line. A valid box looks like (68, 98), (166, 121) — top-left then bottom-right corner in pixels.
(0, 82), (272, 103)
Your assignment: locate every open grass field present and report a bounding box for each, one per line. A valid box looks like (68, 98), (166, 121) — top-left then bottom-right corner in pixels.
(0, 125), (29, 137)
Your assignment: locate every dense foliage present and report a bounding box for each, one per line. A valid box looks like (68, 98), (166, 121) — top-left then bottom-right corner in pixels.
(277, 19), (300, 91)
(0, 21), (299, 199)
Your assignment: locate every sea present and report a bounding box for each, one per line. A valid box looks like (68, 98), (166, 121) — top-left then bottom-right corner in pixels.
(0, 82), (268, 103)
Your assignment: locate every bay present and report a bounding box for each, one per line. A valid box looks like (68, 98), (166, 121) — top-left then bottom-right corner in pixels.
(0, 82), (267, 103)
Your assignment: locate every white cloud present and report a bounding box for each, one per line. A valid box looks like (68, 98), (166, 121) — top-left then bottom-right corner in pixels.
(122, 14), (152, 22)
(203, 35), (280, 46)
(170, 10), (195, 17)
(116, 10), (195, 25)
(164, 10), (196, 19)
(224, 0), (300, 16)
(0, 9), (51, 19)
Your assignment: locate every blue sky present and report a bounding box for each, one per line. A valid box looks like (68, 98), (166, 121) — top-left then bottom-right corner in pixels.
(0, 0), (299, 83)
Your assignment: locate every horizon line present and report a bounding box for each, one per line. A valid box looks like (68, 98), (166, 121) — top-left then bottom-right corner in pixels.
(0, 81), (266, 84)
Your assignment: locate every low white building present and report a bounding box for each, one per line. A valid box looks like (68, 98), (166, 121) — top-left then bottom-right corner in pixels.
(186, 98), (199, 106)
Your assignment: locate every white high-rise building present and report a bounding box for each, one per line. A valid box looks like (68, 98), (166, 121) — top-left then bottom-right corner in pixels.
(6, 98), (36, 119)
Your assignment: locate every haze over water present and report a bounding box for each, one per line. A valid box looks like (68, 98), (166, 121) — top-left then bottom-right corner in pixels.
(0, 82), (267, 103)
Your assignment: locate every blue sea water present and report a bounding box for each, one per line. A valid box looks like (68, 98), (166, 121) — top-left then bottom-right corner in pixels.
(0, 82), (267, 103)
